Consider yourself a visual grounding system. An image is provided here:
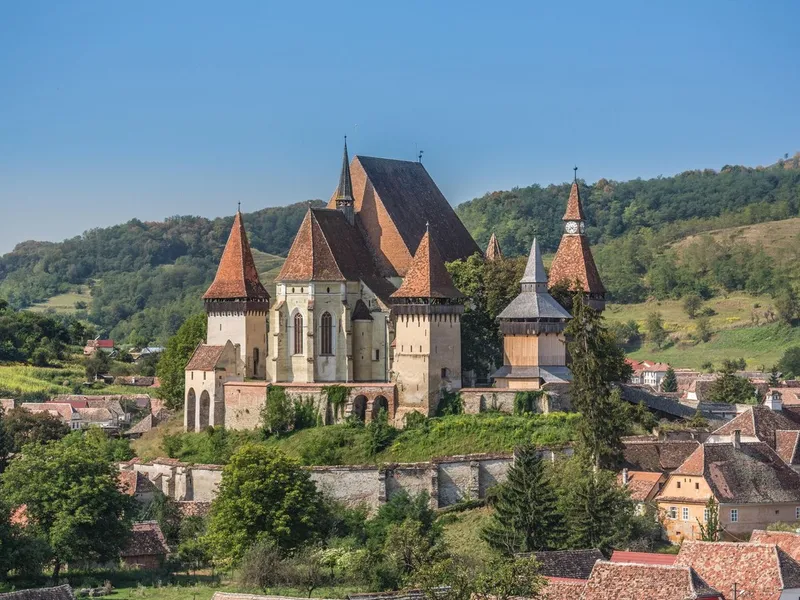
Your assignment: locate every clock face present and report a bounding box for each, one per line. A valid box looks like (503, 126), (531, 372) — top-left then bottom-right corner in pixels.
(565, 221), (579, 234)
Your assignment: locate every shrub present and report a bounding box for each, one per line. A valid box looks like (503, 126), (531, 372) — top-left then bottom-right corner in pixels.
(513, 391), (543, 416)
(436, 390), (463, 416)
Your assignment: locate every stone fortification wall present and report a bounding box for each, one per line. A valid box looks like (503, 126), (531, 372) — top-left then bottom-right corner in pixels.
(122, 448), (569, 512)
(460, 387), (571, 414)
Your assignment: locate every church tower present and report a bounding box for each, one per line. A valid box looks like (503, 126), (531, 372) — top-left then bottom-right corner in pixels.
(204, 211), (270, 379)
(334, 138), (355, 226)
(548, 170), (606, 311)
(391, 229), (464, 416)
(486, 232), (503, 261)
(493, 238), (572, 389)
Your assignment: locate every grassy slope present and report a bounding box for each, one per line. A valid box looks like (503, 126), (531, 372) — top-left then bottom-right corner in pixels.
(132, 412), (580, 464)
(28, 288), (94, 314)
(673, 217), (800, 260)
(440, 506), (495, 562)
(605, 293), (799, 369)
(0, 363), (159, 400)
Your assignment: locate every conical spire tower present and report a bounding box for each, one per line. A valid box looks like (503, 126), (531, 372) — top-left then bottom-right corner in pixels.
(486, 233), (503, 261)
(391, 230), (464, 300)
(335, 138), (355, 225)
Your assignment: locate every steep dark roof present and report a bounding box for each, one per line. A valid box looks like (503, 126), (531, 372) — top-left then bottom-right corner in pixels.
(0, 586), (75, 600)
(622, 438), (700, 473)
(351, 299), (373, 321)
(185, 344), (225, 371)
(278, 208), (396, 303)
(332, 156), (481, 277)
(620, 384), (696, 419)
(335, 139), (354, 203)
(671, 441), (800, 504)
(391, 230), (464, 300)
(497, 237), (571, 321)
(517, 549), (603, 580)
(712, 405), (800, 449)
(204, 212), (270, 300)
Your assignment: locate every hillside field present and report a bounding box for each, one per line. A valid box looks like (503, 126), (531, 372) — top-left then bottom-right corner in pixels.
(605, 293), (799, 369)
(673, 216), (800, 260)
(28, 288), (93, 314)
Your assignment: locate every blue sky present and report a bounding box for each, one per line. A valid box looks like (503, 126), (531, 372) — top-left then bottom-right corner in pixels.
(1, 1), (799, 254)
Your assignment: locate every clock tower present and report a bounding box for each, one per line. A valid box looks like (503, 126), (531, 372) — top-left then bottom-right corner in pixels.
(548, 168), (606, 311)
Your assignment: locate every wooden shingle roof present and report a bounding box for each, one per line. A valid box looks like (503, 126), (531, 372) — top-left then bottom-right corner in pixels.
(548, 233), (605, 295)
(485, 232), (503, 260)
(204, 212), (270, 300)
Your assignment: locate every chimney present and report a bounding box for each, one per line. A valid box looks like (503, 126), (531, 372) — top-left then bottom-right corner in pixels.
(732, 429), (741, 449)
(766, 389), (783, 411)
(622, 468), (629, 486)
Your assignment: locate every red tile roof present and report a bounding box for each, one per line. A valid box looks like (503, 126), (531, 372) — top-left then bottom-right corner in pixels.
(485, 233), (503, 261)
(563, 181), (586, 222)
(618, 470), (664, 502)
(712, 406), (800, 449)
(278, 208), (396, 303)
(622, 439), (700, 473)
(582, 561), (720, 599)
(542, 577), (587, 600)
(751, 530), (800, 564)
(204, 211), (270, 300)
(675, 541), (800, 600)
(548, 233), (605, 296)
(20, 402), (77, 423)
(391, 230), (464, 300)
(610, 551), (677, 566)
(776, 430), (800, 465)
(185, 344), (226, 371)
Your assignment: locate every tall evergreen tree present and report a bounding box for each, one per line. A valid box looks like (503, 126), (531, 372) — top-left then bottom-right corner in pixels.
(157, 313), (207, 410)
(661, 366), (678, 392)
(481, 445), (563, 555)
(565, 293), (632, 469)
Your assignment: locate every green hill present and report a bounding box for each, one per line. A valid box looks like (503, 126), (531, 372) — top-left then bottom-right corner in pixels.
(2, 155), (800, 346)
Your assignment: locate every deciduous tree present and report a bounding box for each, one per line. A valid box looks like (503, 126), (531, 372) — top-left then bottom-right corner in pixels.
(157, 313), (207, 410)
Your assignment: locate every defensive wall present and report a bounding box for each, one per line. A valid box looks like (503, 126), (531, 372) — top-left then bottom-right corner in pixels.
(120, 448), (571, 512)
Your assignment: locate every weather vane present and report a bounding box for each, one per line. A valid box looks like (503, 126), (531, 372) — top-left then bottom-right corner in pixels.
(573, 165), (578, 181)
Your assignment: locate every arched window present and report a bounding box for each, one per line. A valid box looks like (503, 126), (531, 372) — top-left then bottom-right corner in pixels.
(321, 312), (333, 355)
(293, 312), (304, 355)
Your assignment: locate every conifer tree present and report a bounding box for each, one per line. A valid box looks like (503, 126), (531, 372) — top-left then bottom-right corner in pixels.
(481, 445), (563, 555)
(565, 292), (632, 469)
(769, 365), (781, 387)
(661, 366), (678, 392)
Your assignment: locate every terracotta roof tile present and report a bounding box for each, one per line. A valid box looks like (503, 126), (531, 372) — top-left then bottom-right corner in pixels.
(541, 577), (587, 600)
(776, 430), (800, 465)
(118, 471), (157, 496)
(20, 402), (77, 423)
(278, 209), (396, 303)
(751, 530), (800, 564)
(618, 470), (664, 502)
(185, 344), (226, 371)
(609, 551), (677, 565)
(713, 406), (800, 449)
(582, 561), (719, 599)
(671, 441), (800, 504)
(204, 212), (270, 300)
(391, 230), (464, 299)
(121, 521), (169, 557)
(563, 181), (586, 221)
(548, 233), (605, 295)
(676, 541), (800, 600)
(485, 233), (503, 261)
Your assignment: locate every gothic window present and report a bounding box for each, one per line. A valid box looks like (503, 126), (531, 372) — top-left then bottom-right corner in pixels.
(321, 312), (333, 355)
(293, 312), (304, 355)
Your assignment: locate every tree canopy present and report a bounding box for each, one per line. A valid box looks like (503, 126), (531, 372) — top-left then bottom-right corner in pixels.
(157, 312), (207, 410)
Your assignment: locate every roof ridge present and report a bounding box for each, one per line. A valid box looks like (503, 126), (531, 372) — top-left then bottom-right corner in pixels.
(310, 209), (346, 280)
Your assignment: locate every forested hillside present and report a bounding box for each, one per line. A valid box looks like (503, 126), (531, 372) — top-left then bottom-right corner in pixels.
(2, 155), (800, 346)
(0, 201), (322, 344)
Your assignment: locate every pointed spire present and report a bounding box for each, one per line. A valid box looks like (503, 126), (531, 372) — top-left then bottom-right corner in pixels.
(520, 237), (548, 286)
(563, 173), (586, 222)
(486, 233), (503, 261)
(336, 136), (354, 203)
(391, 230), (464, 300)
(203, 212), (270, 300)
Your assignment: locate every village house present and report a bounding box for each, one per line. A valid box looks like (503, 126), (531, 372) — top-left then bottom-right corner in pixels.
(580, 561), (721, 600)
(20, 402), (82, 430)
(82, 338), (115, 356)
(626, 359), (671, 389)
(656, 435), (800, 543)
(618, 468), (667, 513)
(675, 540), (800, 600)
(120, 521), (170, 570)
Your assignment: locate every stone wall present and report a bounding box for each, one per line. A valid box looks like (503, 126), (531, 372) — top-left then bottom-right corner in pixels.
(460, 386), (571, 414)
(123, 449), (570, 512)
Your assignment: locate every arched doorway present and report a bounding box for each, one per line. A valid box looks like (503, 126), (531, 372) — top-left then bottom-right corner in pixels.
(199, 390), (211, 429)
(186, 388), (196, 432)
(372, 395), (389, 420)
(352, 395), (367, 422)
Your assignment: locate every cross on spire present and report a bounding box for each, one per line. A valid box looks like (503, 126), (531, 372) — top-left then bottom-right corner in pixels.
(573, 166), (578, 182)
(237, 201), (241, 213)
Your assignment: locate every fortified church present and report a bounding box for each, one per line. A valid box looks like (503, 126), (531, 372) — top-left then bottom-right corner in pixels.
(184, 146), (603, 431)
